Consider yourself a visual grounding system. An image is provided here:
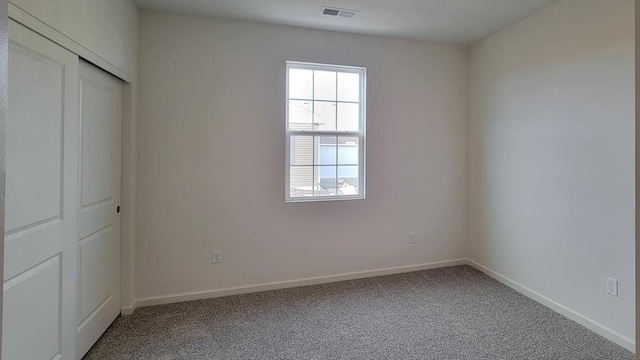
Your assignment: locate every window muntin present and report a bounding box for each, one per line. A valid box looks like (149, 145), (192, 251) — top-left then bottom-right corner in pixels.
(286, 61), (366, 202)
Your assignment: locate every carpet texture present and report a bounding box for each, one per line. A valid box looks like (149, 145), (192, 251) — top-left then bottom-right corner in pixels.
(84, 266), (634, 359)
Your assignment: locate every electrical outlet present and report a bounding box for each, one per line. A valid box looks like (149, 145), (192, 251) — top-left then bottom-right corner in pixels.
(409, 232), (416, 244)
(607, 278), (618, 297)
(212, 250), (222, 264)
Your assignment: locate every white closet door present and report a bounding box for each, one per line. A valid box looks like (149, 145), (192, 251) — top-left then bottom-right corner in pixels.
(3, 20), (79, 360)
(75, 61), (122, 359)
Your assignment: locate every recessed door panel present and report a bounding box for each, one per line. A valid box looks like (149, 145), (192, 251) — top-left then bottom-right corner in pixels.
(5, 35), (64, 233)
(80, 79), (114, 208)
(3, 256), (62, 360)
(78, 227), (115, 324)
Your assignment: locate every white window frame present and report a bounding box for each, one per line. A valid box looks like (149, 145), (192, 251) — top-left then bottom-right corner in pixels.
(285, 61), (367, 202)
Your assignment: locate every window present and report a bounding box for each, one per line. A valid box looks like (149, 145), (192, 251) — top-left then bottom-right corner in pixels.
(286, 61), (366, 202)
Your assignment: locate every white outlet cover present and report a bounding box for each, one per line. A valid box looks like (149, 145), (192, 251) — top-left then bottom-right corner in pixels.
(607, 278), (618, 297)
(212, 251), (222, 264)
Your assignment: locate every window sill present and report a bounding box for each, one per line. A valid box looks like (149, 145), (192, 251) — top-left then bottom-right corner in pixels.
(285, 194), (366, 203)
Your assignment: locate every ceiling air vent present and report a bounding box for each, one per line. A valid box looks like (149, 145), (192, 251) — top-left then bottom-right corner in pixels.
(320, 6), (358, 19)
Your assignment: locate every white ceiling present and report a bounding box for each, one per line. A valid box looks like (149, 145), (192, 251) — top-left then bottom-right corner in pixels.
(132, 0), (560, 44)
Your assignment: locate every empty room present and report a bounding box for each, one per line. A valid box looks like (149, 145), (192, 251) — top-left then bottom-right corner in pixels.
(0, 0), (637, 359)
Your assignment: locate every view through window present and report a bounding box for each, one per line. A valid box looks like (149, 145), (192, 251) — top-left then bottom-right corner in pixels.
(286, 61), (366, 202)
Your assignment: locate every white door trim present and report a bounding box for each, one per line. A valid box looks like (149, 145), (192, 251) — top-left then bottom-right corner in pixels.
(7, 2), (131, 83)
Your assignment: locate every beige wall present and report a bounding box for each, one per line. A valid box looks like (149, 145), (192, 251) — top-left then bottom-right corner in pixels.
(9, 0), (137, 77)
(136, 11), (468, 300)
(469, 0), (635, 348)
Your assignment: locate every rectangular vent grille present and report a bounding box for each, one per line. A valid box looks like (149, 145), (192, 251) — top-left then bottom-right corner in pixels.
(321, 7), (358, 18)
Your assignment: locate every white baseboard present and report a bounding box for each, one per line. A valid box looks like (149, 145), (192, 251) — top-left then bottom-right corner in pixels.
(466, 258), (635, 353)
(129, 259), (468, 310)
(120, 301), (137, 316)
(121, 257), (635, 354)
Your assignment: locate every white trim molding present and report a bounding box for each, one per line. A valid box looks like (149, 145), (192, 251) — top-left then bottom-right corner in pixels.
(125, 259), (467, 313)
(120, 301), (137, 316)
(8, 2), (132, 82)
(466, 258), (635, 353)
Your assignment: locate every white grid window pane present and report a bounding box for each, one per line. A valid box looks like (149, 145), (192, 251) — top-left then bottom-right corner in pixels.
(337, 166), (359, 195)
(338, 136), (359, 165)
(338, 72), (360, 102)
(288, 100), (312, 128)
(290, 135), (314, 166)
(337, 102), (359, 131)
(317, 136), (337, 165)
(290, 166), (314, 198)
(313, 101), (336, 131)
(317, 166), (337, 196)
(289, 69), (313, 99)
(314, 71), (337, 101)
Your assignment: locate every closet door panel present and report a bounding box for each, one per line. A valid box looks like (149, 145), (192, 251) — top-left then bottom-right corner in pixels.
(3, 20), (79, 360)
(76, 60), (122, 360)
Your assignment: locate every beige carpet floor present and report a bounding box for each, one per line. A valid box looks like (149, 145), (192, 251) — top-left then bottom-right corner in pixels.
(84, 266), (634, 360)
